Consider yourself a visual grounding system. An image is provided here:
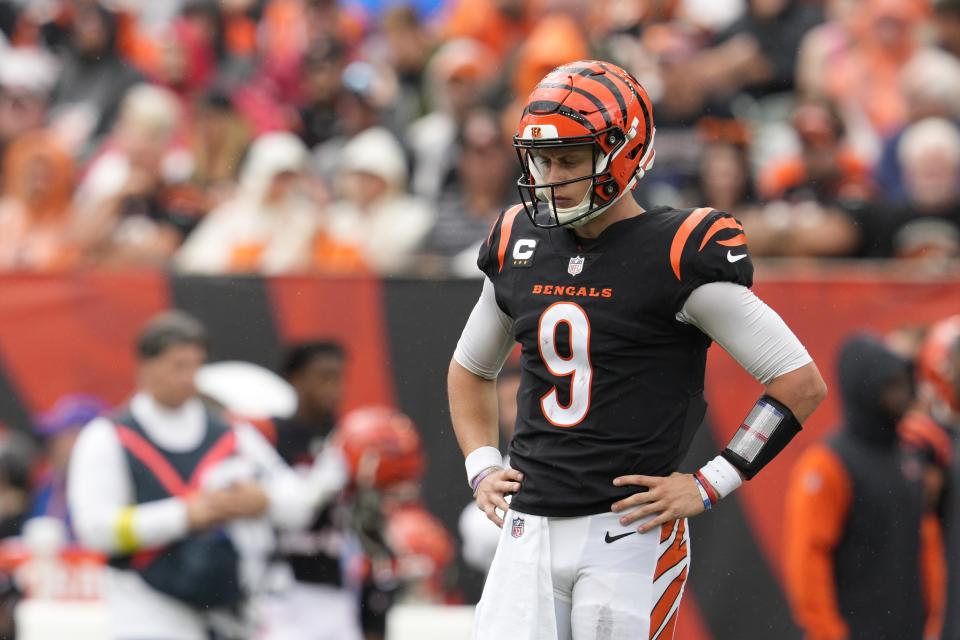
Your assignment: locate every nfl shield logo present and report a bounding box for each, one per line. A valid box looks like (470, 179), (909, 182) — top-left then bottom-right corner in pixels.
(511, 517), (525, 538)
(567, 256), (585, 276)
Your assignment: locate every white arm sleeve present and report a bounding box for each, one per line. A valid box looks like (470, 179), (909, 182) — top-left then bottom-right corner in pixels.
(67, 418), (189, 554)
(234, 423), (336, 532)
(453, 277), (516, 380)
(677, 282), (812, 385)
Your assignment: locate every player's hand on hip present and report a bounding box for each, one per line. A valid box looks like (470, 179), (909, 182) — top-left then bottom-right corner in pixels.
(475, 468), (523, 528)
(610, 472), (705, 534)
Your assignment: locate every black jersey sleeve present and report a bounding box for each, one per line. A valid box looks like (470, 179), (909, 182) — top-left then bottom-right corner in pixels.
(670, 208), (754, 313)
(477, 204), (525, 279)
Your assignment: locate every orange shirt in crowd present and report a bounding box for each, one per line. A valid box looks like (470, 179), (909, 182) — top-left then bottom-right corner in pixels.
(310, 232), (370, 275)
(758, 150), (872, 203)
(444, 0), (537, 63)
(0, 131), (79, 270)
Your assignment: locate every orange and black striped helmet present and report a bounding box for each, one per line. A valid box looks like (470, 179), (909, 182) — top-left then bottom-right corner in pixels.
(514, 60), (656, 228)
(917, 315), (960, 414)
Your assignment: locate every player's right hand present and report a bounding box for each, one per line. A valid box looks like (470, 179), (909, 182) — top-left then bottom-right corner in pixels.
(475, 468), (523, 528)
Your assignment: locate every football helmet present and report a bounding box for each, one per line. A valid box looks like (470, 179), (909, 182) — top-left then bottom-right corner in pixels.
(332, 406), (424, 489)
(917, 315), (960, 415)
(386, 505), (454, 599)
(514, 60), (656, 228)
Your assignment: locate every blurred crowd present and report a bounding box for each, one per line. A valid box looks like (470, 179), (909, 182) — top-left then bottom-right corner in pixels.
(0, 0), (958, 278)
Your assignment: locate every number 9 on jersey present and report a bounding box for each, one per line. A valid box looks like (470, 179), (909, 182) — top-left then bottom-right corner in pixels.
(538, 302), (593, 427)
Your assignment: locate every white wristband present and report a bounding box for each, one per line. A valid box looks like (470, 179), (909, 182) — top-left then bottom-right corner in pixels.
(465, 446), (504, 486)
(698, 455), (743, 500)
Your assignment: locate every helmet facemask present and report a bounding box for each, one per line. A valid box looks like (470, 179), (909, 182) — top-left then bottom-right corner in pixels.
(514, 122), (653, 229)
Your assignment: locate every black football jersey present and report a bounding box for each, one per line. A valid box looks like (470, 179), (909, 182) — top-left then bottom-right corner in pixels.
(478, 204), (753, 517)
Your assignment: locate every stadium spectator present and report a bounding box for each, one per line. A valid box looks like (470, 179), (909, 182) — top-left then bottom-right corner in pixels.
(0, 131), (78, 270)
(872, 48), (960, 204)
(784, 333), (931, 640)
(258, 0), (365, 107)
(186, 90), (252, 206)
(30, 393), (108, 529)
(821, 0), (927, 149)
(296, 38), (347, 150)
(691, 117), (760, 219)
(407, 38), (497, 202)
(744, 98), (869, 256)
(148, 17), (219, 104)
(759, 98), (872, 205)
(417, 108), (514, 276)
(70, 83), (196, 268)
(0, 46), (56, 159)
(935, 0), (960, 58)
(261, 341), (359, 640)
(443, 0), (533, 64)
(375, 6), (435, 134)
(853, 118), (960, 260)
(46, 2), (143, 156)
(795, 0), (860, 97)
(312, 60), (397, 187)
(696, 0), (824, 101)
(66, 310), (326, 640)
(176, 131), (318, 274)
(319, 126), (434, 275)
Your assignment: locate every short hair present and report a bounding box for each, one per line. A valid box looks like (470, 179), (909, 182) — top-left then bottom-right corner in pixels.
(119, 83), (181, 138)
(136, 311), (208, 360)
(900, 49), (960, 117)
(281, 341), (346, 378)
(897, 117), (960, 168)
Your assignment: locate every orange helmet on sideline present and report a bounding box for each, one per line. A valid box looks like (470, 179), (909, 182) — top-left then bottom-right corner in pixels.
(386, 505), (454, 600)
(917, 315), (960, 415)
(332, 406), (424, 489)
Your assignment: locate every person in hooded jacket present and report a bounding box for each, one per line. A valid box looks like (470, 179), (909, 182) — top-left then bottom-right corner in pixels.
(783, 333), (932, 640)
(175, 131), (319, 274)
(317, 126), (434, 275)
(47, 2), (143, 155)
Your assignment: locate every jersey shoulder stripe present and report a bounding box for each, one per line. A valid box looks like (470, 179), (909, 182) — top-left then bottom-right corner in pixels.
(699, 216), (745, 250)
(669, 207), (713, 281)
(496, 204), (524, 273)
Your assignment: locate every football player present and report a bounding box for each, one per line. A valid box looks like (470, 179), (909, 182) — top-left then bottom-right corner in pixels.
(448, 60), (827, 640)
(911, 316), (960, 639)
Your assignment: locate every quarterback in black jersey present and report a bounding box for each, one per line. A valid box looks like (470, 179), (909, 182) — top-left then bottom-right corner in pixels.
(449, 60), (827, 640)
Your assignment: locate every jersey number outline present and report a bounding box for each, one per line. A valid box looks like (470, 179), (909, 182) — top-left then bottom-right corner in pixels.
(538, 302), (592, 427)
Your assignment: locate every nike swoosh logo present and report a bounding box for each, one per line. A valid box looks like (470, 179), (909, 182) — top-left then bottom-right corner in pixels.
(727, 250), (748, 263)
(604, 531), (636, 543)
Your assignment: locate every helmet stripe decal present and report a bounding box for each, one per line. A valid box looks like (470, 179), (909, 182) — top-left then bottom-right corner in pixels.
(524, 101), (597, 132)
(535, 83), (613, 128)
(602, 63), (653, 159)
(574, 68), (627, 126)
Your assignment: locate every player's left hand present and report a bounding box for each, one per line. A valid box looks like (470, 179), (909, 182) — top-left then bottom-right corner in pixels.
(610, 472), (705, 534)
